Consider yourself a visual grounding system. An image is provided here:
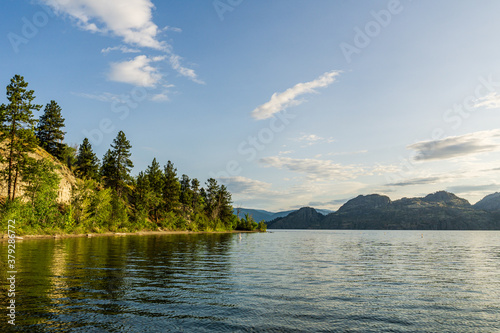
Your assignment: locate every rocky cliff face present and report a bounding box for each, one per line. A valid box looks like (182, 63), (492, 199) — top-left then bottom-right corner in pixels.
(0, 146), (76, 204)
(268, 191), (500, 230)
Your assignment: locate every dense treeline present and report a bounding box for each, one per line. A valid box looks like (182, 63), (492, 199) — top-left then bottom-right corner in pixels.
(0, 74), (266, 235)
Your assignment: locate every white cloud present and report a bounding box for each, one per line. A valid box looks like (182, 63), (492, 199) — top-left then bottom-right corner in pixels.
(169, 55), (205, 84)
(150, 84), (175, 102)
(42, 0), (165, 50)
(474, 92), (500, 109)
(101, 45), (141, 54)
(259, 156), (364, 181)
(72, 91), (122, 102)
(293, 134), (336, 146)
(42, 0), (204, 86)
(218, 176), (273, 195)
(108, 55), (164, 87)
(251, 70), (341, 120)
(163, 26), (182, 33)
(408, 129), (500, 161)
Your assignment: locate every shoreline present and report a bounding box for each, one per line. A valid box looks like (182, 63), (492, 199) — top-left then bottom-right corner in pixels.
(0, 229), (263, 242)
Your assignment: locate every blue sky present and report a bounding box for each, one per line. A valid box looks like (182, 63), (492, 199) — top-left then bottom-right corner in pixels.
(2, 0), (500, 211)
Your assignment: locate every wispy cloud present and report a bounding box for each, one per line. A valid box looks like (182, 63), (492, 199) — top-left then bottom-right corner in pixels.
(293, 134), (335, 146)
(259, 156), (363, 181)
(169, 54), (204, 84)
(218, 176), (273, 196)
(446, 184), (499, 194)
(474, 92), (500, 109)
(386, 176), (441, 187)
(308, 198), (349, 207)
(251, 70), (341, 120)
(150, 84), (175, 102)
(108, 55), (165, 87)
(101, 45), (141, 54)
(72, 91), (123, 102)
(408, 129), (500, 161)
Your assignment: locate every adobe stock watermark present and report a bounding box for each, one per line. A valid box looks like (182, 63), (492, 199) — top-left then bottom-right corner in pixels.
(82, 86), (148, 147)
(6, 219), (17, 326)
(213, 0), (243, 21)
(340, 0), (409, 64)
(209, 109), (296, 181)
(385, 74), (500, 187)
(7, 4), (55, 54)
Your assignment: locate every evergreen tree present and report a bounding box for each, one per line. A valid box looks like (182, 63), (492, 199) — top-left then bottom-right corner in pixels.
(36, 100), (66, 160)
(61, 143), (77, 169)
(217, 184), (234, 227)
(191, 178), (202, 212)
(180, 174), (193, 213)
(145, 158), (163, 222)
(163, 160), (180, 213)
(203, 178), (220, 221)
(75, 138), (99, 179)
(0, 75), (42, 200)
(202, 178), (234, 226)
(101, 131), (133, 197)
(100, 149), (116, 187)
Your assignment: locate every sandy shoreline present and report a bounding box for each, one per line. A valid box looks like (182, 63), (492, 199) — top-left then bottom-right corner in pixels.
(0, 229), (262, 241)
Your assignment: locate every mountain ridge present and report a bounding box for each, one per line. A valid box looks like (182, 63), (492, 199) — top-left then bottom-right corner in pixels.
(232, 207), (333, 222)
(266, 191), (500, 230)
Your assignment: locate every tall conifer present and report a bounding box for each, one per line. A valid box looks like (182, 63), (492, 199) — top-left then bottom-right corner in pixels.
(36, 100), (66, 160)
(0, 75), (41, 200)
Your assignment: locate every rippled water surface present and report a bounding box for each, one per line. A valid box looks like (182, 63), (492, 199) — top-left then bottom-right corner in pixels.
(1, 230), (500, 332)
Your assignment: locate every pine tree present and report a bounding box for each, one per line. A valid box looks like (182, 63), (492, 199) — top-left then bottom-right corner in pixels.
(36, 100), (66, 160)
(100, 149), (116, 187)
(202, 178), (233, 226)
(101, 131), (133, 197)
(75, 138), (99, 179)
(217, 184), (234, 228)
(203, 178), (220, 221)
(180, 174), (193, 213)
(145, 158), (163, 222)
(163, 160), (180, 213)
(132, 171), (155, 224)
(0, 75), (42, 201)
(191, 178), (202, 212)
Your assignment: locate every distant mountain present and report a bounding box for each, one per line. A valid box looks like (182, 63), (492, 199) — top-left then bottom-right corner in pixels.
(266, 191), (500, 230)
(232, 208), (333, 222)
(474, 192), (500, 211)
(266, 207), (325, 229)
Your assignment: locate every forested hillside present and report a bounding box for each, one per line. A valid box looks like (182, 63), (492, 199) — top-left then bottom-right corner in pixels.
(0, 75), (266, 235)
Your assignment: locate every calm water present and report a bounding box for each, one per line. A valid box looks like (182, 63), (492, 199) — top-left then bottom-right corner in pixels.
(1, 230), (500, 332)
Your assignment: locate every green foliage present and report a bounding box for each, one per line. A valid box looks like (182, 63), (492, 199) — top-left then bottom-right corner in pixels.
(75, 138), (99, 179)
(36, 100), (66, 160)
(145, 158), (163, 222)
(60, 143), (77, 170)
(0, 75), (243, 235)
(0, 74), (42, 200)
(257, 220), (267, 232)
(202, 178), (234, 228)
(22, 158), (60, 206)
(236, 213), (266, 231)
(163, 160), (180, 213)
(101, 131), (133, 198)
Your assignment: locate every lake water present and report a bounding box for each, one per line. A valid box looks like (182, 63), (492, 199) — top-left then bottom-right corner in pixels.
(1, 230), (500, 332)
